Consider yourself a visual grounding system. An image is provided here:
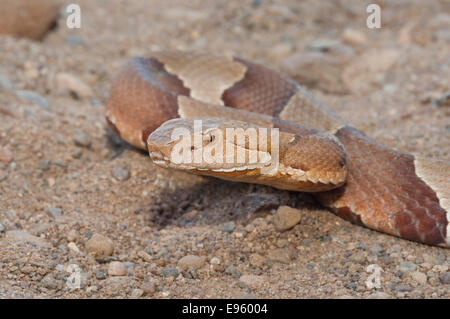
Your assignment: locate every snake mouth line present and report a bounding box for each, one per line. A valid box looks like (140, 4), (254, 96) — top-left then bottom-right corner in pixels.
(149, 150), (345, 187)
(149, 150), (272, 171)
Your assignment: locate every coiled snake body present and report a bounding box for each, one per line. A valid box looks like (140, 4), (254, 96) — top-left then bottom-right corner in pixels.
(106, 51), (449, 247)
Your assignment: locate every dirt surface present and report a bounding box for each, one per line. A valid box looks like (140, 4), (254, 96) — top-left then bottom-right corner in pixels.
(0, 0), (449, 299)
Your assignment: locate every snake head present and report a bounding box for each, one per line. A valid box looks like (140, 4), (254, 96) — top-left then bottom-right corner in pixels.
(147, 118), (347, 192)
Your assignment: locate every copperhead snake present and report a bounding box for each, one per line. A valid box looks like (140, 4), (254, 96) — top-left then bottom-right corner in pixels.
(105, 51), (450, 248)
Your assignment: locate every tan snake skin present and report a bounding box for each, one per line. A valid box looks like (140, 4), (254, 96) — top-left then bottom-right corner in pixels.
(106, 51), (450, 247)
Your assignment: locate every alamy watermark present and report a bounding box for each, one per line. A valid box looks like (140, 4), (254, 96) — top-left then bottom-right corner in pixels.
(66, 264), (81, 289)
(365, 264), (383, 289)
(65, 3), (381, 30)
(366, 4), (381, 29)
(66, 4), (81, 29)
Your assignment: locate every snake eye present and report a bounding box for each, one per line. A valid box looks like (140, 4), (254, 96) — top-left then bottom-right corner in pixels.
(209, 134), (214, 142)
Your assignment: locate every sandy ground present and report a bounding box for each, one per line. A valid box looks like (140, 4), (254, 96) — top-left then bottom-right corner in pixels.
(0, 0), (449, 299)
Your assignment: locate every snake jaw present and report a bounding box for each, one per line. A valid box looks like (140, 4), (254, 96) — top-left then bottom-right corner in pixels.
(147, 117), (276, 172)
(147, 117), (347, 192)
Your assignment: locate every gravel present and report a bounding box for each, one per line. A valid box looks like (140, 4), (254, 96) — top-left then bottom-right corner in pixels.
(55, 73), (93, 99)
(46, 207), (62, 219)
(0, 147), (13, 163)
(221, 221), (235, 233)
(161, 268), (179, 278)
(96, 272), (107, 280)
(131, 288), (144, 298)
(4, 230), (51, 248)
(440, 272), (450, 284)
(111, 165), (130, 181)
(239, 275), (265, 289)
(410, 271), (428, 285)
(85, 233), (114, 258)
(273, 206), (302, 232)
(399, 262), (418, 273)
(266, 248), (292, 264)
(73, 131), (92, 148)
(177, 255), (205, 270)
(108, 261), (127, 276)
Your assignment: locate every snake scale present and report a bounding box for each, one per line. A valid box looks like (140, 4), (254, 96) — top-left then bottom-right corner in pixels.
(106, 51), (449, 248)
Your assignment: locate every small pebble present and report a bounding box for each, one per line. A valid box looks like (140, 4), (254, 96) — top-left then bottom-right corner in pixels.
(55, 73), (93, 98)
(161, 268), (179, 278)
(410, 271), (427, 285)
(15, 90), (49, 108)
(85, 233), (114, 257)
(67, 242), (81, 254)
(341, 28), (368, 45)
(41, 274), (62, 290)
(177, 255), (205, 270)
(72, 148), (83, 159)
(369, 244), (384, 254)
(0, 223), (5, 233)
(37, 159), (50, 170)
(156, 247), (168, 258)
(267, 248), (292, 264)
(137, 250), (153, 262)
(399, 261), (417, 273)
(86, 286), (98, 294)
(108, 261), (127, 276)
(395, 285), (412, 292)
(273, 206), (301, 232)
(96, 272), (107, 280)
(276, 239), (289, 248)
(141, 281), (156, 295)
(239, 275), (265, 289)
(225, 265), (241, 279)
(46, 207), (62, 219)
(112, 165), (130, 181)
(53, 159), (66, 168)
(439, 272), (450, 284)
(436, 91), (450, 107)
(73, 131), (92, 148)
(222, 221), (235, 233)
(131, 288), (144, 298)
(0, 147), (13, 163)
(344, 282), (357, 290)
(66, 229), (78, 242)
(249, 254), (265, 268)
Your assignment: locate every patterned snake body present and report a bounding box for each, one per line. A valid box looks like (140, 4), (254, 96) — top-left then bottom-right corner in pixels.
(106, 51), (450, 247)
